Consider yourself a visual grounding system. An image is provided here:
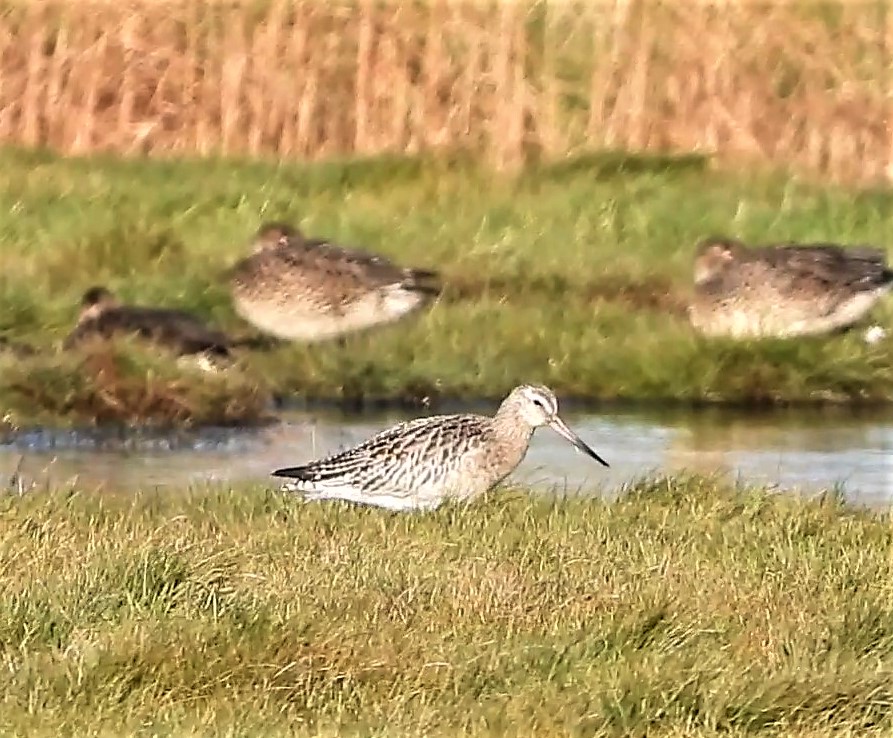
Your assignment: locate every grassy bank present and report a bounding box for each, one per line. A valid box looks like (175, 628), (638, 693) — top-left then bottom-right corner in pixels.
(0, 476), (891, 736)
(0, 339), (274, 429)
(1, 147), (893, 426)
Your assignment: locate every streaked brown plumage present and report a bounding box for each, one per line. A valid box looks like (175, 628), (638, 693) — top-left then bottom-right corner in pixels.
(228, 221), (441, 342)
(688, 236), (893, 339)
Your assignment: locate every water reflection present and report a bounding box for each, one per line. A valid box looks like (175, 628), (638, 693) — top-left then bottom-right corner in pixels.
(1, 405), (892, 506)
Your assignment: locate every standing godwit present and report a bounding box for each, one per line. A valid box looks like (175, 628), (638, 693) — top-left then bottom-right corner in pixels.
(271, 384), (609, 511)
(688, 236), (893, 339)
(227, 221), (441, 342)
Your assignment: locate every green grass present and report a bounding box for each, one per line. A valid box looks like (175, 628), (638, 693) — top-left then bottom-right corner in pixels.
(2, 146), (893, 426)
(0, 476), (891, 736)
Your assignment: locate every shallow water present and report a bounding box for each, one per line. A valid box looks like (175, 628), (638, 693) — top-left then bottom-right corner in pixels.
(1, 404), (892, 506)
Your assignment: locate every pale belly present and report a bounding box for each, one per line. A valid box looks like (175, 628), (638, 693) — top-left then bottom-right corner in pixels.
(233, 287), (427, 342)
(690, 288), (889, 339)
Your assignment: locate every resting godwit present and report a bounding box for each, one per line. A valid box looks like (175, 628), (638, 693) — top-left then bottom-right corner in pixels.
(63, 286), (238, 371)
(688, 236), (893, 339)
(227, 222), (441, 342)
(271, 384), (609, 512)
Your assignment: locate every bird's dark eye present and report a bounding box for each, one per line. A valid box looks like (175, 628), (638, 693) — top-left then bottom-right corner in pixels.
(533, 399), (544, 408)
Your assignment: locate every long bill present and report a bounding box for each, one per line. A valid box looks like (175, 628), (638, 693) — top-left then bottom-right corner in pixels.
(547, 416), (610, 468)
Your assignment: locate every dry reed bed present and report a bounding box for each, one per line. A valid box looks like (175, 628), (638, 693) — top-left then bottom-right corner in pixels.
(0, 0), (889, 182)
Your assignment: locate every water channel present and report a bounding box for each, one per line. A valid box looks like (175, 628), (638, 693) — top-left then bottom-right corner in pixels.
(1, 404), (891, 507)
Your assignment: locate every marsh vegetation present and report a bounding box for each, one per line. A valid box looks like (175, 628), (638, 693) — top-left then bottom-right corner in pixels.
(1, 149), (892, 427)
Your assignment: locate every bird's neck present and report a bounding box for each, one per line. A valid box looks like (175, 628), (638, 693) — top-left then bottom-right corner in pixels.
(486, 405), (536, 483)
(492, 400), (535, 446)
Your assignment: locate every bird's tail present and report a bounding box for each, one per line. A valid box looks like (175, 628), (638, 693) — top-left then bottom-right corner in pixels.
(271, 465), (321, 495)
(402, 267), (442, 297)
(271, 465), (314, 480)
(227, 333), (287, 351)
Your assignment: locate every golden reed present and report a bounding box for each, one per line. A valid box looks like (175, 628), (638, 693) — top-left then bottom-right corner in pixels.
(0, 0), (888, 182)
